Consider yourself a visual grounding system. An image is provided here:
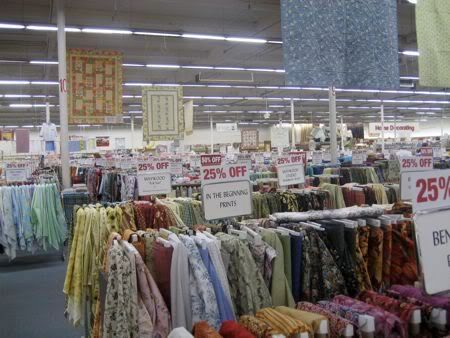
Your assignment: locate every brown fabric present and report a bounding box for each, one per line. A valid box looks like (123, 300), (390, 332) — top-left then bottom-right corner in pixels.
(239, 315), (271, 338)
(382, 224), (393, 288)
(358, 226), (370, 266)
(193, 321), (222, 338)
(368, 226), (384, 290)
(390, 221), (419, 285)
(355, 231), (373, 291)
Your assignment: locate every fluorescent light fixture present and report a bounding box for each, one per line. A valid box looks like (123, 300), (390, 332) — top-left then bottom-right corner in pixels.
(206, 85), (232, 88)
(182, 84), (206, 87)
(128, 104), (141, 107)
(33, 95), (55, 98)
(128, 111), (143, 114)
(123, 63), (145, 67)
(26, 25), (57, 31)
(5, 125), (19, 128)
(21, 125), (35, 128)
(400, 83), (415, 88)
(65, 27), (81, 32)
(181, 65), (214, 70)
(226, 37), (267, 43)
(400, 76), (419, 80)
(30, 60), (58, 65)
(259, 86), (281, 89)
(123, 82), (153, 86)
(31, 81), (58, 85)
(134, 116), (143, 119)
(10, 104), (32, 107)
(407, 0), (417, 4)
(0, 80), (30, 85)
(134, 31), (181, 37)
(214, 66), (246, 71)
(4, 94), (31, 98)
(153, 83), (180, 86)
(122, 95), (135, 98)
(268, 40), (283, 44)
(246, 68), (279, 73)
(146, 64), (180, 69)
(0, 59), (26, 63)
(182, 33), (225, 41)
(77, 124), (91, 127)
(123, 116), (131, 119)
(401, 50), (419, 56)
(0, 23), (25, 29)
(82, 28), (132, 34)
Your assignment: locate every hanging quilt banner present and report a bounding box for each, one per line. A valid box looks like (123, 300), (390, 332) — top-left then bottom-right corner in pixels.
(241, 129), (259, 151)
(142, 86), (185, 142)
(416, 0), (450, 87)
(184, 100), (194, 135)
(280, 0), (399, 89)
(67, 49), (123, 124)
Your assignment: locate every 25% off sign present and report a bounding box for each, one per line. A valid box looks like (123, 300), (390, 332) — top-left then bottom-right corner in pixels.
(409, 169), (450, 294)
(200, 154), (252, 220)
(136, 160), (172, 196)
(276, 154), (305, 187)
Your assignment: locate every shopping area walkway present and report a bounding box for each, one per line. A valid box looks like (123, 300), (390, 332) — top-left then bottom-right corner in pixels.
(0, 254), (82, 338)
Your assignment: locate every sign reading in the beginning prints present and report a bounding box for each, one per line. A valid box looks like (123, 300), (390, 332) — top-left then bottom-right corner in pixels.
(200, 154), (252, 220)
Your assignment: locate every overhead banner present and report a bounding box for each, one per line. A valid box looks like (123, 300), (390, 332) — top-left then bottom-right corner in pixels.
(270, 126), (290, 148)
(280, 0), (399, 89)
(184, 100), (194, 135)
(368, 123), (418, 137)
(142, 86), (185, 141)
(67, 49), (123, 124)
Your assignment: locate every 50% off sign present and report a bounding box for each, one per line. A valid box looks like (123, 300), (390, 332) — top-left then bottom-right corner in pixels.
(200, 154), (252, 220)
(136, 159), (172, 196)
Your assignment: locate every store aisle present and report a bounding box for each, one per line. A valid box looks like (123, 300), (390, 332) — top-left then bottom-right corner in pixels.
(0, 254), (82, 338)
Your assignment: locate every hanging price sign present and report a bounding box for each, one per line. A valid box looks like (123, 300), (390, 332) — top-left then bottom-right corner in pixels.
(409, 169), (450, 212)
(170, 157), (183, 175)
(312, 151), (323, 165)
(414, 209), (450, 294)
(352, 150), (367, 165)
(276, 154), (305, 186)
(5, 162), (29, 182)
(137, 159), (171, 196)
(200, 154), (252, 220)
(399, 156), (433, 172)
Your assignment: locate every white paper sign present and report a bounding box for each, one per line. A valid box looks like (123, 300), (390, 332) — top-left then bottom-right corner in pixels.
(352, 150), (367, 165)
(276, 154), (305, 186)
(170, 158), (183, 175)
(399, 156), (433, 173)
(137, 172), (172, 195)
(323, 151), (331, 162)
(410, 169), (450, 212)
(216, 123), (238, 132)
(200, 154), (252, 220)
(270, 126), (290, 148)
(5, 162), (29, 182)
(414, 209), (450, 294)
(312, 151), (323, 165)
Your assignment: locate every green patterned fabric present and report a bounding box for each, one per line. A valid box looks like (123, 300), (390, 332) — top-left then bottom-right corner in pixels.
(416, 0), (450, 87)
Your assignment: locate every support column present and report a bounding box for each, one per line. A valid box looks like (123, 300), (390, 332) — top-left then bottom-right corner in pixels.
(130, 116), (135, 151)
(380, 104), (385, 153)
(46, 102), (50, 124)
(394, 112), (397, 142)
(340, 115), (344, 151)
(57, 0), (70, 189)
(210, 115), (214, 153)
(329, 86), (338, 164)
(290, 99), (295, 150)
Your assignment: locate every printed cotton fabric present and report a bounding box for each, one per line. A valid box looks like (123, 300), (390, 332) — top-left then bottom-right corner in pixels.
(280, 0), (400, 89)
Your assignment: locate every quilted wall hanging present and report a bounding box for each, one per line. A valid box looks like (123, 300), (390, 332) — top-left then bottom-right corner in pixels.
(280, 0), (400, 90)
(67, 49), (123, 124)
(142, 86), (185, 142)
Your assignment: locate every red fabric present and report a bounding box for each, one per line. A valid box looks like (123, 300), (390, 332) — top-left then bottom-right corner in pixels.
(219, 321), (256, 338)
(152, 241), (173, 309)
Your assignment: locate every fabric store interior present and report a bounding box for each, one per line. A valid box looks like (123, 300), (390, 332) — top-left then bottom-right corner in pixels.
(1, 0), (450, 337)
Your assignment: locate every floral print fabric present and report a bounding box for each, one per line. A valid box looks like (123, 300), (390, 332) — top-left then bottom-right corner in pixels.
(239, 315), (271, 338)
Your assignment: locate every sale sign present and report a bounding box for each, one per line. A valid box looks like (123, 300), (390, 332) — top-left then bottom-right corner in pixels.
(200, 154), (252, 220)
(420, 147), (433, 157)
(137, 159), (171, 195)
(5, 162), (30, 182)
(276, 154), (305, 186)
(352, 150), (367, 165)
(409, 169), (450, 212)
(414, 209), (450, 294)
(399, 156), (433, 172)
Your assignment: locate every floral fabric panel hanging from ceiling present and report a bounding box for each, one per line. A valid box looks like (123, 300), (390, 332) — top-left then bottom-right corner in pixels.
(67, 49), (123, 124)
(280, 0), (400, 90)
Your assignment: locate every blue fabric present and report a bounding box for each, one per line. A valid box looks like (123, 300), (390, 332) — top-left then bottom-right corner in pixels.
(45, 141), (56, 152)
(280, 0), (400, 89)
(197, 245), (235, 323)
(290, 235), (303, 303)
(68, 140), (81, 153)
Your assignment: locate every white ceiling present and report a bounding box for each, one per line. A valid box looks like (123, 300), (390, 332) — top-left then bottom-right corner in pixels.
(0, 0), (448, 128)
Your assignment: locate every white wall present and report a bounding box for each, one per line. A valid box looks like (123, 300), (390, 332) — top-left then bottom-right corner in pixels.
(0, 125), (272, 156)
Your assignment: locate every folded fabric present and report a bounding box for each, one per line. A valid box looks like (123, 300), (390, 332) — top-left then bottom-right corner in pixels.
(193, 321), (222, 338)
(239, 315), (271, 338)
(256, 308), (311, 336)
(274, 306), (322, 337)
(219, 320), (256, 338)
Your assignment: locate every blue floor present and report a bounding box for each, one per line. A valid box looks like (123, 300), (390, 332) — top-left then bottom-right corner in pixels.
(0, 253), (83, 338)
